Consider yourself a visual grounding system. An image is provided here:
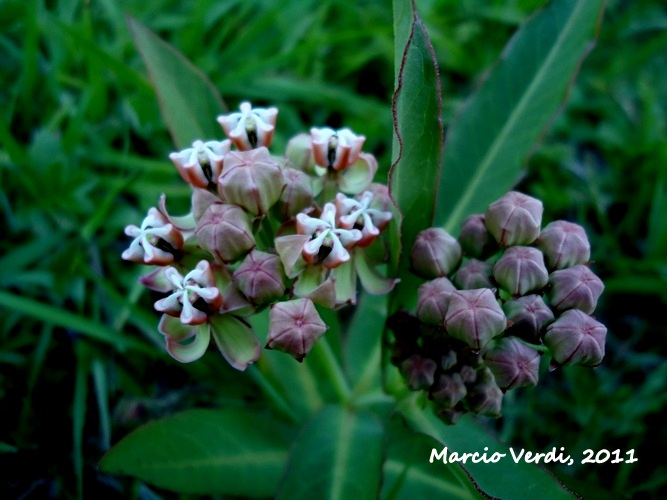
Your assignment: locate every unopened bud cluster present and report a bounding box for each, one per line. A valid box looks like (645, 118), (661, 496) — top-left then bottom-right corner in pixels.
(122, 102), (395, 368)
(389, 191), (606, 423)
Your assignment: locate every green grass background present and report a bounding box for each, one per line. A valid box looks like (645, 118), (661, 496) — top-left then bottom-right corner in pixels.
(1, 0), (666, 497)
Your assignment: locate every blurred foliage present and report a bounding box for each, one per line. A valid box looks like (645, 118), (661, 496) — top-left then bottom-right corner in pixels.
(0, 0), (665, 497)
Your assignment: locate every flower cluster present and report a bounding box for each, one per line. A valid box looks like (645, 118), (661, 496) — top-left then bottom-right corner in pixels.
(122, 102), (395, 368)
(388, 191), (607, 423)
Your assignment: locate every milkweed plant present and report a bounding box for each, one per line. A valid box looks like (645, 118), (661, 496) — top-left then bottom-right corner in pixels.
(102, 0), (609, 497)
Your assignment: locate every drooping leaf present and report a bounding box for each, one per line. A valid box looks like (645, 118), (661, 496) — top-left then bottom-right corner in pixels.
(100, 408), (294, 496)
(436, 0), (606, 233)
(389, 0), (443, 311)
(127, 17), (227, 149)
(277, 405), (384, 499)
(400, 401), (577, 499)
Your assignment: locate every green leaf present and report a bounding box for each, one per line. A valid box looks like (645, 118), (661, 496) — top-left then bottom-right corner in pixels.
(127, 17), (227, 149)
(400, 400), (577, 499)
(389, 0), (443, 311)
(0, 291), (155, 355)
(249, 309), (337, 419)
(381, 418), (481, 499)
(277, 405), (384, 499)
(100, 408), (293, 496)
(344, 291), (387, 395)
(436, 0), (606, 233)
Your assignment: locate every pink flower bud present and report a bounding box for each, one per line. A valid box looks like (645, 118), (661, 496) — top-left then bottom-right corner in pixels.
(311, 127), (365, 171)
(549, 265), (604, 314)
(401, 354), (437, 390)
(453, 259), (494, 290)
(285, 133), (315, 174)
(195, 204), (255, 263)
(278, 168), (314, 219)
(459, 365), (477, 385)
(503, 295), (554, 341)
(484, 337), (540, 390)
(191, 188), (222, 222)
(416, 277), (456, 325)
(217, 148), (286, 215)
(493, 246), (549, 296)
(233, 250), (286, 305)
(431, 373), (467, 409)
(445, 289), (507, 350)
(458, 214), (498, 259)
(266, 298), (328, 361)
(411, 228), (462, 279)
(467, 375), (503, 417)
(441, 349), (458, 371)
(217, 101), (278, 150)
(122, 208), (184, 265)
(485, 191), (543, 247)
(169, 140), (230, 189)
(544, 309), (607, 367)
(536, 221), (591, 270)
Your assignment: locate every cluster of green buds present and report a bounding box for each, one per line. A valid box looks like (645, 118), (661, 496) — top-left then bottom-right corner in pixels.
(122, 102), (395, 368)
(388, 191), (606, 423)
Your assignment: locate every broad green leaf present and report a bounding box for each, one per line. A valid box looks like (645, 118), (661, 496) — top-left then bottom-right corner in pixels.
(400, 400), (577, 499)
(389, 0), (443, 311)
(277, 405), (384, 499)
(344, 291), (387, 395)
(100, 408), (294, 496)
(127, 17), (226, 149)
(381, 418), (480, 499)
(436, 0), (606, 233)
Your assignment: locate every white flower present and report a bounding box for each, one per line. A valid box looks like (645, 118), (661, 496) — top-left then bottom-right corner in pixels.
(335, 191), (393, 247)
(169, 139), (230, 188)
(296, 203), (362, 268)
(310, 127), (365, 171)
(154, 261), (223, 325)
(217, 101), (278, 150)
(122, 208), (183, 265)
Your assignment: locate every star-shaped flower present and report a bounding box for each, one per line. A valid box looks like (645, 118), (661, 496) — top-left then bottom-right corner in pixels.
(217, 101), (278, 150)
(169, 139), (230, 189)
(122, 208), (184, 265)
(310, 127), (365, 171)
(296, 203), (362, 268)
(154, 261), (223, 325)
(335, 191), (392, 247)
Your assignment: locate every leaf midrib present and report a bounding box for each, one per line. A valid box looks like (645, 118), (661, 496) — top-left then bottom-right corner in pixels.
(443, 1), (586, 233)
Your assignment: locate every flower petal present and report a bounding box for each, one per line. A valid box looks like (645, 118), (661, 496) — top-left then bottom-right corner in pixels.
(337, 153), (377, 194)
(354, 247), (398, 295)
(165, 323), (211, 363)
(209, 314), (261, 371)
(275, 234), (310, 278)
